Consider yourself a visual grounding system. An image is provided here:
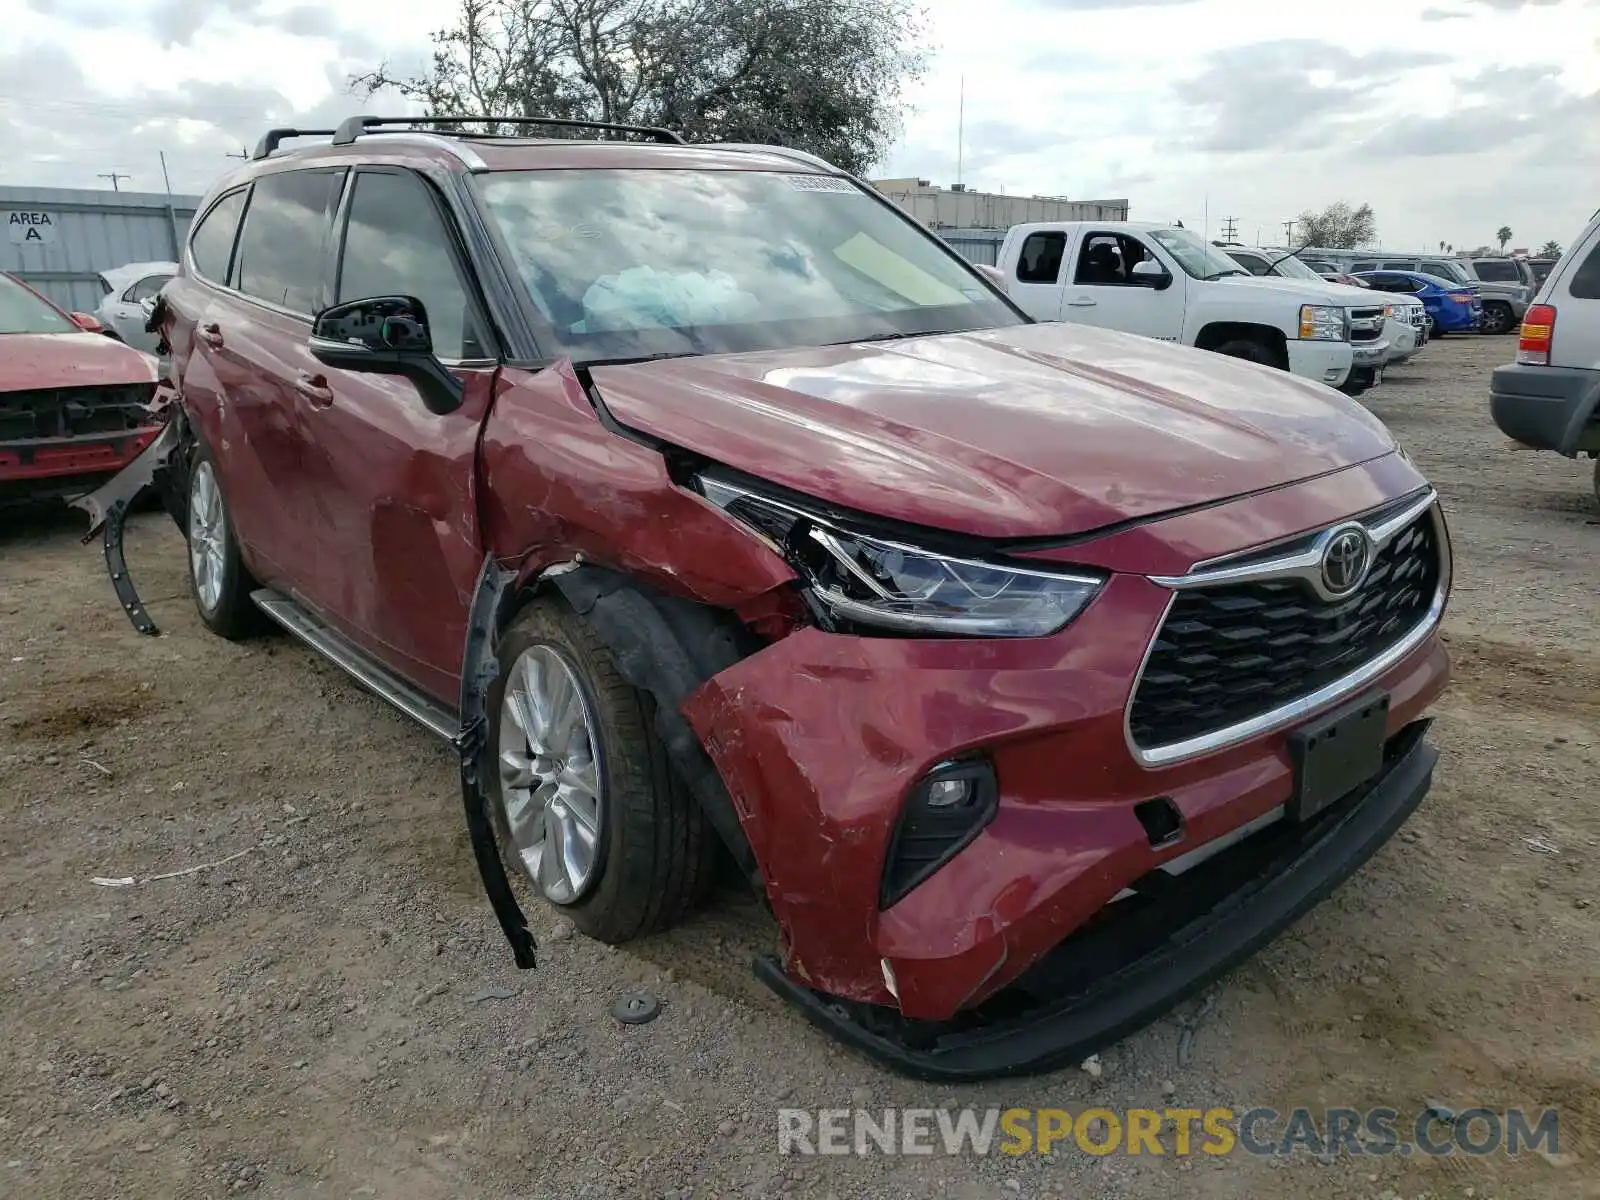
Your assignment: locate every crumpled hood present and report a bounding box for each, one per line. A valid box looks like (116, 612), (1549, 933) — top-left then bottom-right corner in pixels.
(0, 333), (157, 394)
(589, 322), (1398, 540)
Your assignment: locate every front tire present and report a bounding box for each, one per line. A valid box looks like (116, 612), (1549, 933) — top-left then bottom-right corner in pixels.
(487, 598), (716, 943)
(1212, 338), (1281, 368)
(185, 444), (260, 639)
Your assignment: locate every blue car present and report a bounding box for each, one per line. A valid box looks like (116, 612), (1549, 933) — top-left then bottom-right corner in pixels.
(1353, 271), (1483, 335)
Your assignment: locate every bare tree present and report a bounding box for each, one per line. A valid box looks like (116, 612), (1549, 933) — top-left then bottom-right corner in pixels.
(1294, 202), (1377, 248)
(352, 0), (928, 175)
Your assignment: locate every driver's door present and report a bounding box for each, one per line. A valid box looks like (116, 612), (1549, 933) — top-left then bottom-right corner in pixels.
(288, 167), (500, 702)
(1063, 232), (1185, 342)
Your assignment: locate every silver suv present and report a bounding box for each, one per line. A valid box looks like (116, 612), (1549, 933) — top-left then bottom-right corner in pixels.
(1489, 215), (1600, 504)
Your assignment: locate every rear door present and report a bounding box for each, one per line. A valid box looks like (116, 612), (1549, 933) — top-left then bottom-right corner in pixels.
(204, 167), (346, 587)
(290, 166), (500, 701)
(1007, 228), (1069, 320)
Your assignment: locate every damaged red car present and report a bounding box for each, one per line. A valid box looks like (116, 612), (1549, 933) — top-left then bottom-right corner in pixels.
(1, 270), (167, 506)
(78, 117), (1452, 1080)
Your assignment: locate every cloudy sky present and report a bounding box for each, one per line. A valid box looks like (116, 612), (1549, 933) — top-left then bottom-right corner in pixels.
(3, 0), (1597, 252)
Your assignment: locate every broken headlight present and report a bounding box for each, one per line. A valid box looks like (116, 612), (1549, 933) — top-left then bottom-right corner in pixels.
(694, 475), (1104, 637)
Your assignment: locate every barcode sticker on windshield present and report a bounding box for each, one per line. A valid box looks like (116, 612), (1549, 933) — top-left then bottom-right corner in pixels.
(782, 174), (856, 193)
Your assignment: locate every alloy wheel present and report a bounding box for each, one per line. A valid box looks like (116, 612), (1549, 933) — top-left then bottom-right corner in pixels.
(188, 460), (227, 613)
(497, 644), (605, 904)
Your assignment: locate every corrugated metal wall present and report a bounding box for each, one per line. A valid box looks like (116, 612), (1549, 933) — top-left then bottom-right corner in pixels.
(1, 186), (202, 312)
(939, 230), (1006, 266)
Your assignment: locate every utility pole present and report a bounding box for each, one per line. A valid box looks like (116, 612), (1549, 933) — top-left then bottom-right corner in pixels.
(159, 151), (181, 260)
(1220, 216), (1239, 242)
(98, 171), (131, 192)
(1283, 219), (1296, 246)
(226, 145), (249, 160)
(956, 75), (964, 189)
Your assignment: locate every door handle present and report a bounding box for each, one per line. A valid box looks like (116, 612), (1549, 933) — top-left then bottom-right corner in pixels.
(1066, 298), (1098, 308)
(197, 322), (224, 348)
(293, 372), (334, 408)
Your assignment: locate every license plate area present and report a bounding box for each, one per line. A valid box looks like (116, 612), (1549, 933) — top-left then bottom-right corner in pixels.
(1287, 693), (1390, 822)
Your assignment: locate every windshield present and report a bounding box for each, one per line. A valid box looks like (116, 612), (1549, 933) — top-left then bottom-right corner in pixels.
(477, 169), (1022, 362)
(1146, 228), (1247, 280)
(0, 273), (76, 335)
(1425, 260), (1471, 284)
(1267, 254), (1325, 282)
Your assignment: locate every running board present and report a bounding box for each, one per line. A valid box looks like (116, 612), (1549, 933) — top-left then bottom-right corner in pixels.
(251, 589), (459, 740)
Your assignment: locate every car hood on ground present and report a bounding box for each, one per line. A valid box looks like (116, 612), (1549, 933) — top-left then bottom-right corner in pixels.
(0, 332), (157, 393)
(589, 322), (1398, 540)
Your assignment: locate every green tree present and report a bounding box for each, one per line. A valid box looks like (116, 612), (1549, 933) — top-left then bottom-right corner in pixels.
(352, 0), (928, 176)
(1497, 225), (1513, 252)
(1538, 239), (1563, 257)
(1295, 202), (1377, 248)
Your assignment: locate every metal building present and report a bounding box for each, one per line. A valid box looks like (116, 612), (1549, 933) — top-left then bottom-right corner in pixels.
(872, 178), (1131, 232)
(1, 185), (202, 313)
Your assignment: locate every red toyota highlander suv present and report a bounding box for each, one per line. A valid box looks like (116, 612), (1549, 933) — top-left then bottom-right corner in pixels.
(79, 117), (1451, 1080)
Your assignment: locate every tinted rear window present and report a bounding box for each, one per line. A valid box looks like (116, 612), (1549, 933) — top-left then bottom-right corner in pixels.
(1472, 260), (1521, 282)
(1568, 239), (1600, 300)
(234, 169), (344, 314)
(190, 190), (248, 284)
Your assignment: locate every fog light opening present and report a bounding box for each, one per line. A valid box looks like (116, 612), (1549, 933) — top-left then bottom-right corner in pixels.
(1134, 796), (1185, 849)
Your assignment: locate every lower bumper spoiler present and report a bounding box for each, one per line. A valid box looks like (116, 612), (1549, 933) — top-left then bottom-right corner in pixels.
(756, 719), (1436, 1082)
(1490, 364), (1600, 456)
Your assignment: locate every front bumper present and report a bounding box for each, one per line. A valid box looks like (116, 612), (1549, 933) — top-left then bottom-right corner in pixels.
(1352, 337), (1390, 369)
(1285, 339), (1353, 387)
(1490, 363), (1600, 455)
(757, 718), (1437, 1081)
(681, 457), (1450, 1060)
(0, 425), (164, 503)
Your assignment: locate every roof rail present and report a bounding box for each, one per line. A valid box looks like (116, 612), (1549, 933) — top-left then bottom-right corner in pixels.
(705, 142), (845, 175)
(330, 114), (686, 147)
(252, 128), (339, 160)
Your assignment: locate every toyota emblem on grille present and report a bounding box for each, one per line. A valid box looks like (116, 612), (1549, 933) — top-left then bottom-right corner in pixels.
(1319, 526), (1373, 596)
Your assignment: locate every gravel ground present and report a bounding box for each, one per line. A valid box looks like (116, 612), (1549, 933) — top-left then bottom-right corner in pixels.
(2, 335), (1596, 1200)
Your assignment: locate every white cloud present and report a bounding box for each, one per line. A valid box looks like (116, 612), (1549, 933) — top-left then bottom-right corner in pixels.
(3, 0), (1598, 250)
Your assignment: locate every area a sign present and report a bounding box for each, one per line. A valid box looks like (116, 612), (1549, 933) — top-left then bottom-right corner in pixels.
(6, 211), (58, 246)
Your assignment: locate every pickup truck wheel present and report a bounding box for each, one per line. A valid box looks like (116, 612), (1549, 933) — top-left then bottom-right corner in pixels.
(1212, 338), (1281, 368)
(488, 599), (715, 943)
(185, 445), (263, 639)
(1481, 302), (1515, 335)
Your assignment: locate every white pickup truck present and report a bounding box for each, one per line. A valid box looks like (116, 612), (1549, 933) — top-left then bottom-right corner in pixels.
(992, 221), (1391, 394)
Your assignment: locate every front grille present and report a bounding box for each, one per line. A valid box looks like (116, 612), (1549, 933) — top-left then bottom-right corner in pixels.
(1349, 306), (1385, 342)
(1129, 512), (1442, 751)
(0, 382), (156, 445)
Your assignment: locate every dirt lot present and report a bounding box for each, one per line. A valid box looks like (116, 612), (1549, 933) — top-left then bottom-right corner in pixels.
(2, 334), (1597, 1200)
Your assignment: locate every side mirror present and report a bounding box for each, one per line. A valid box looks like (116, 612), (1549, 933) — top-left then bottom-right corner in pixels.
(70, 311), (103, 333)
(1130, 260), (1171, 291)
(309, 295), (463, 416)
(973, 263), (1005, 288)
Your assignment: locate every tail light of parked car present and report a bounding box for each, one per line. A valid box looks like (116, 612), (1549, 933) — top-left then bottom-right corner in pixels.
(1516, 304), (1557, 366)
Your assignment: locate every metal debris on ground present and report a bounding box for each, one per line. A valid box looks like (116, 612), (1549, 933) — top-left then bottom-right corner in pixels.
(90, 846), (258, 887)
(1177, 990), (1219, 1066)
(464, 986), (518, 1004)
(612, 991), (662, 1025)
(1522, 835), (1559, 854)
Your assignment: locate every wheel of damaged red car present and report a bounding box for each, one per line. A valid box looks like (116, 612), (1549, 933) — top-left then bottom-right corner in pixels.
(186, 445), (260, 639)
(488, 600), (715, 943)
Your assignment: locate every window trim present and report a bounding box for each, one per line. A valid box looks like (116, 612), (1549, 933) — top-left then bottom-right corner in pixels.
(187, 184), (252, 290)
(330, 165), (502, 366)
(1074, 230), (1159, 287)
